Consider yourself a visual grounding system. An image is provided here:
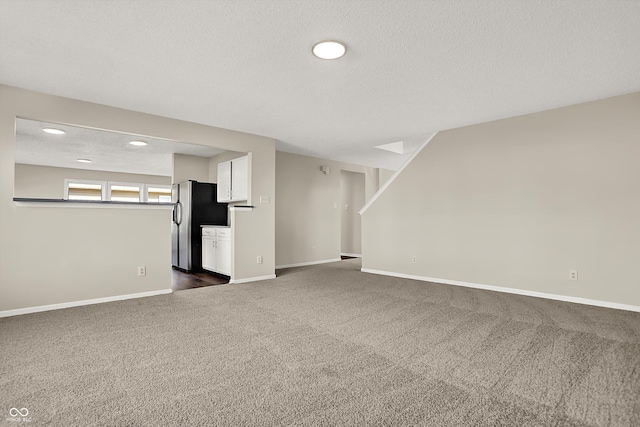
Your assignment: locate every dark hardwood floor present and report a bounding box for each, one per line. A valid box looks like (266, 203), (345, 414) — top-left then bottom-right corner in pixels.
(174, 258), (356, 290)
(171, 268), (229, 291)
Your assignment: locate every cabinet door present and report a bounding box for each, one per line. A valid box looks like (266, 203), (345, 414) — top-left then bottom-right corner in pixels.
(202, 238), (216, 271)
(216, 237), (231, 276)
(231, 156), (248, 201)
(217, 161), (232, 202)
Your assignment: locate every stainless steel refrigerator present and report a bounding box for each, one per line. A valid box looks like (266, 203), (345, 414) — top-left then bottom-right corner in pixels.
(171, 181), (228, 273)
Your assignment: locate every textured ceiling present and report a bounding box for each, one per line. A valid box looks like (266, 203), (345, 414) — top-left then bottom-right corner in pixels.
(1, 1), (639, 170)
(15, 119), (224, 176)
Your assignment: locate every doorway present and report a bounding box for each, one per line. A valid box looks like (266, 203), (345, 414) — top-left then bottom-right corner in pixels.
(340, 171), (366, 258)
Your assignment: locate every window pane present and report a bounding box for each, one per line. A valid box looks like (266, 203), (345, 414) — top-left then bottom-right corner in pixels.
(110, 185), (141, 202)
(68, 182), (102, 201)
(147, 186), (171, 203)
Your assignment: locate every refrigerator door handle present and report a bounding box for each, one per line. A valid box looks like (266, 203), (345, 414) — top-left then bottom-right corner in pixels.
(175, 202), (183, 225)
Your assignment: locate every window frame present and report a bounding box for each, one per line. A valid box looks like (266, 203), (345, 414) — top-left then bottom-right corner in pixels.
(64, 179), (171, 204)
(146, 185), (172, 204)
(64, 179), (107, 201)
(107, 181), (144, 203)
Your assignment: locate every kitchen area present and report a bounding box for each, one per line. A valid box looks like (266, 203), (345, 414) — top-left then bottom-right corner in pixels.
(5, 86), (276, 316)
(171, 153), (251, 290)
(12, 115), (273, 294)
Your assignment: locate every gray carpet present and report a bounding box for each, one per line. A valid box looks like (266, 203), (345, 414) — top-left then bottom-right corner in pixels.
(1, 259), (639, 426)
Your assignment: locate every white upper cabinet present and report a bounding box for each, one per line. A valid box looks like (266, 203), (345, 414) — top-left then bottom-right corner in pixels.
(217, 155), (249, 202)
(217, 160), (232, 202)
(230, 156), (248, 201)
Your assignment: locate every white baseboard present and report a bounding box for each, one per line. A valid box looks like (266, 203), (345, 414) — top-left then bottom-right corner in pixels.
(0, 289), (173, 318)
(276, 258), (341, 269)
(341, 253), (362, 258)
(361, 268), (640, 313)
(230, 274), (276, 284)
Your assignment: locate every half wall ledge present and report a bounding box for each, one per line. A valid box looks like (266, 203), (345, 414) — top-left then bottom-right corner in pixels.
(13, 198), (175, 209)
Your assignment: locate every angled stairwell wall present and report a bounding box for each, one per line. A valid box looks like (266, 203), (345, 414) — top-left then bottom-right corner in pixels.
(360, 93), (640, 310)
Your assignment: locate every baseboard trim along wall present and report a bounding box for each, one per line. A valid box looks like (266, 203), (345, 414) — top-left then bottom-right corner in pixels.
(361, 268), (640, 313)
(230, 274), (277, 284)
(0, 289), (173, 318)
(276, 258), (341, 270)
(341, 253), (362, 258)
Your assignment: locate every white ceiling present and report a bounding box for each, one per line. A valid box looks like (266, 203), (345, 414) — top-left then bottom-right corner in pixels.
(1, 1), (639, 170)
(15, 119), (224, 176)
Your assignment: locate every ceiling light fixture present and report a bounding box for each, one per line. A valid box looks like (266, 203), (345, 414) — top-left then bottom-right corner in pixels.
(129, 140), (148, 146)
(76, 158), (92, 164)
(312, 40), (346, 60)
(43, 128), (66, 135)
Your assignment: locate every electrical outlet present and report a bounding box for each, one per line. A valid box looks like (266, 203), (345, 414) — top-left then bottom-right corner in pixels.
(569, 270), (578, 281)
(334, 202), (338, 209)
(137, 266), (146, 277)
(412, 256), (417, 263)
(257, 255), (263, 264)
(312, 246), (316, 253)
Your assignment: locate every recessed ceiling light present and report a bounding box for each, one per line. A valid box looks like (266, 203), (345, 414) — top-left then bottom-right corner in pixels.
(129, 140), (148, 146)
(312, 40), (346, 60)
(76, 159), (92, 164)
(43, 128), (66, 135)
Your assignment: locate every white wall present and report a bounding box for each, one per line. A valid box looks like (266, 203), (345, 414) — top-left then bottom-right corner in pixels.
(0, 85), (276, 312)
(15, 164), (170, 199)
(275, 151), (377, 267)
(340, 171), (365, 255)
(173, 153), (210, 183)
(361, 92), (640, 308)
(378, 168), (394, 187)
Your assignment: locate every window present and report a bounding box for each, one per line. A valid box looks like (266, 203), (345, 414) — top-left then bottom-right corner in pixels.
(147, 186), (172, 203)
(66, 181), (105, 201)
(109, 183), (142, 202)
(64, 180), (171, 203)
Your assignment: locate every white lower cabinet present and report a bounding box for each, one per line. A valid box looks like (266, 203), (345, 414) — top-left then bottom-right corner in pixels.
(202, 234), (216, 272)
(202, 227), (231, 276)
(215, 228), (231, 276)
